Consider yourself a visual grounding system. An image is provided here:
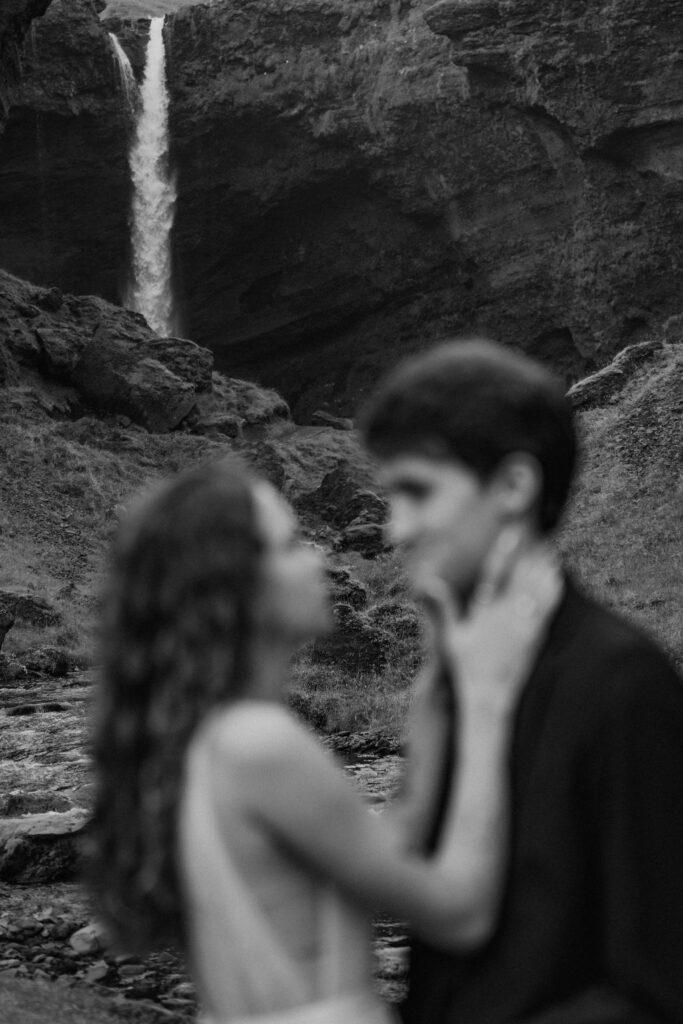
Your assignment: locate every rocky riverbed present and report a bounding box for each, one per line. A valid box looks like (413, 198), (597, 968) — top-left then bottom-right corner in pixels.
(0, 667), (408, 1020)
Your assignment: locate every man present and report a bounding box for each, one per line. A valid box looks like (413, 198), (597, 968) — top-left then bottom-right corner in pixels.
(361, 339), (683, 1024)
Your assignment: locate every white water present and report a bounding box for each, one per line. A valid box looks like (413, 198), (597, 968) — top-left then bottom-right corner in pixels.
(108, 32), (137, 113)
(125, 17), (177, 336)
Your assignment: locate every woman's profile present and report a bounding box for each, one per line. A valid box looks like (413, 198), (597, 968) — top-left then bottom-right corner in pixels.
(89, 458), (559, 1024)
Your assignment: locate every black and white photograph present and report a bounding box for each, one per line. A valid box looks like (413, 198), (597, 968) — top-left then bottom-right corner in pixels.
(0, 2), (681, 1023)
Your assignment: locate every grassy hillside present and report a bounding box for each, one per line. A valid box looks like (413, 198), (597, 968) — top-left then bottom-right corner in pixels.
(1, 340), (681, 749)
(560, 342), (682, 668)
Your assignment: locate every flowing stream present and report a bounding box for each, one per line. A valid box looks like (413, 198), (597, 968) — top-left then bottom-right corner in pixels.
(124, 16), (178, 336)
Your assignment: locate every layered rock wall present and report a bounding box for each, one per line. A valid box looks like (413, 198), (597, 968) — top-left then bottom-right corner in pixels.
(0, 0), (133, 302)
(165, 0), (478, 414)
(0, 0), (52, 109)
(423, 0), (683, 376)
(164, 0), (683, 415)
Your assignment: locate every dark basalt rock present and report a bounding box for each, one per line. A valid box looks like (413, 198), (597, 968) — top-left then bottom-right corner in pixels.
(0, 810), (87, 884)
(162, 0), (683, 414)
(0, 0), (52, 105)
(71, 325), (212, 433)
(0, 268), (290, 435)
(2, 0), (683, 417)
(0, 0), (132, 303)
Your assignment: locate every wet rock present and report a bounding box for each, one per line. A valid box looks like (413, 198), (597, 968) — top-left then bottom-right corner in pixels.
(0, 809), (88, 884)
(82, 960), (110, 984)
(69, 923), (106, 956)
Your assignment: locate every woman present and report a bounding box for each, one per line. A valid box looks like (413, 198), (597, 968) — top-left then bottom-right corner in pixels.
(89, 458), (560, 1024)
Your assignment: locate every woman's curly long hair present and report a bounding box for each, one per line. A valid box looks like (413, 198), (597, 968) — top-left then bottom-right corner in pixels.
(88, 459), (263, 953)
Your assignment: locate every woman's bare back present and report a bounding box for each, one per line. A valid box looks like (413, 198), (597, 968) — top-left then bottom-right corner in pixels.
(178, 704), (372, 1020)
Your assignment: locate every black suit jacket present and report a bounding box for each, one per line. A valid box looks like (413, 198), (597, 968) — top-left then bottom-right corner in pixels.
(402, 578), (683, 1024)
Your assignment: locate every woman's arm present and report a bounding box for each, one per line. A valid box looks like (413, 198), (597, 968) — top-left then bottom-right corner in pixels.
(210, 698), (511, 951)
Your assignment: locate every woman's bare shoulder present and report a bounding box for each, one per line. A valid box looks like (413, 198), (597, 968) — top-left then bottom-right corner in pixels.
(206, 701), (320, 770)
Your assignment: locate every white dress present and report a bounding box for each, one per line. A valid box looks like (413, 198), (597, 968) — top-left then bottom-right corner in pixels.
(178, 725), (398, 1024)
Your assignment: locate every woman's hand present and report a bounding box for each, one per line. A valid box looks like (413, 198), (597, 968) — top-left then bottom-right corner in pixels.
(417, 528), (564, 717)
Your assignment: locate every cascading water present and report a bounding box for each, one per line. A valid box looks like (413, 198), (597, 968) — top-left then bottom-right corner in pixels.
(124, 16), (177, 336)
(108, 32), (137, 113)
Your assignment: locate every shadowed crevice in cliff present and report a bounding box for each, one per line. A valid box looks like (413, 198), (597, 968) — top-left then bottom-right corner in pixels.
(589, 121), (683, 181)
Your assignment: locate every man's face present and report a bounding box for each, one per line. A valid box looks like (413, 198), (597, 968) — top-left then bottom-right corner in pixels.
(379, 455), (504, 599)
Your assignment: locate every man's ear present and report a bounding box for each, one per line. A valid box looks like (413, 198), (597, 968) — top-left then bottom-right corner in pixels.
(491, 452), (543, 520)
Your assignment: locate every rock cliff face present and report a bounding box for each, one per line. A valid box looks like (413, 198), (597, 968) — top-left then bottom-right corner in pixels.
(165, 0), (479, 415)
(2, 0), (683, 417)
(0, 0), (133, 302)
(423, 0), (683, 376)
(0, 0), (52, 109)
(164, 0), (683, 415)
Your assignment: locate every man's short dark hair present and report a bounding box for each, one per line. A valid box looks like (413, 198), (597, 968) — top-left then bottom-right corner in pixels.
(360, 338), (577, 533)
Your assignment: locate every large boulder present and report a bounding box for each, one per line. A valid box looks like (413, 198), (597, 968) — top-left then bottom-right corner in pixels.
(72, 326), (213, 433)
(160, 0), (683, 415)
(0, 269), (218, 432)
(0, 809), (88, 884)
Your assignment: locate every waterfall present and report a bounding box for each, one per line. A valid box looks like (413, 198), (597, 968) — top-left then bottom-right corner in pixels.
(124, 16), (177, 337)
(108, 32), (137, 113)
